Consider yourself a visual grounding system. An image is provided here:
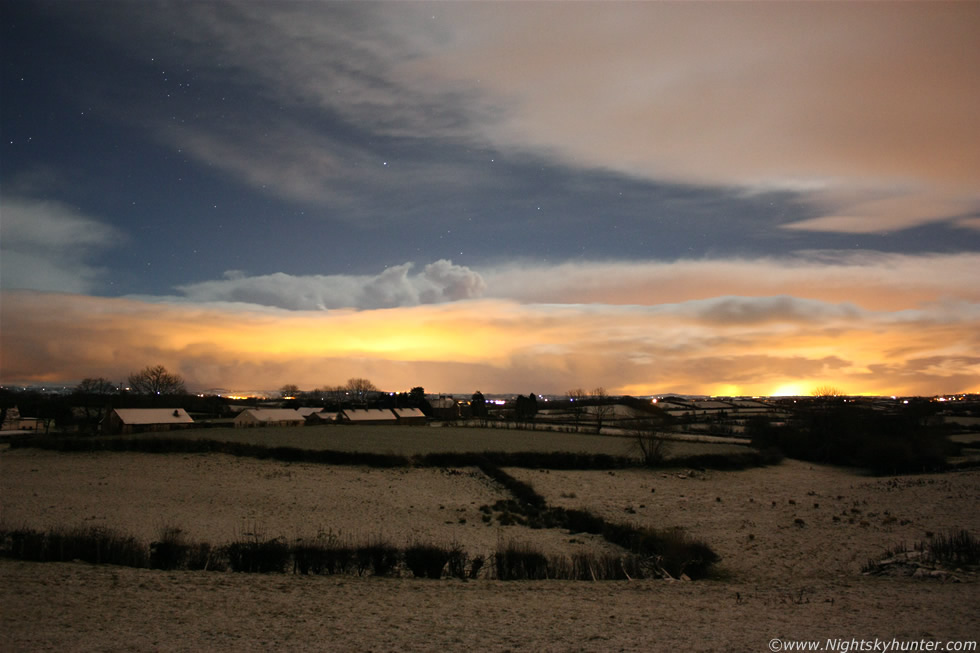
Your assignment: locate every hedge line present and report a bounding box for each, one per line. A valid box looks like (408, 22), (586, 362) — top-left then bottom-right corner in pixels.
(10, 436), (776, 471)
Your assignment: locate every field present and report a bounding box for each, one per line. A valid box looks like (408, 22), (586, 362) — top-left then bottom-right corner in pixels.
(1, 426), (978, 651)
(154, 423), (750, 459)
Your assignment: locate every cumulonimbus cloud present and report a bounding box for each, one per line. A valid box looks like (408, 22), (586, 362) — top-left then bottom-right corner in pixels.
(174, 259), (486, 310)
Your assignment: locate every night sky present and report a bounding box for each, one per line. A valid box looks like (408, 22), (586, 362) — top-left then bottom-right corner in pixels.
(2, 1), (979, 396)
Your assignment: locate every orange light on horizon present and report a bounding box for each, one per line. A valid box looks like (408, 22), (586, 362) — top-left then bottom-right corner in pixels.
(1, 290), (978, 397)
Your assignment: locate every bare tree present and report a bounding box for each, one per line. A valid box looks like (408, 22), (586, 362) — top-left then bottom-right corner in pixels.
(73, 377), (117, 434)
(631, 418), (672, 466)
(75, 377), (117, 395)
(127, 365), (186, 395)
(589, 387), (613, 434)
(345, 378), (378, 397)
(279, 384), (300, 399)
(812, 385), (844, 398)
(566, 388), (587, 428)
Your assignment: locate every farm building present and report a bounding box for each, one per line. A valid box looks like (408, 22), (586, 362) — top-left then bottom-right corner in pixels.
(234, 408), (307, 428)
(304, 411), (336, 425)
(428, 397), (459, 420)
(392, 407), (426, 425)
(104, 408), (194, 435)
(1, 406), (45, 433)
(339, 408), (397, 425)
(295, 407), (321, 418)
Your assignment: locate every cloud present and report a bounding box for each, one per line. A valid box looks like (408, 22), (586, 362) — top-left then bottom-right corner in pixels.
(60, 3), (979, 233)
(0, 196), (124, 293)
(171, 251), (980, 316)
(399, 2), (980, 233)
(76, 2), (489, 210)
(783, 191), (980, 234)
(477, 252), (980, 312)
(174, 260), (485, 310)
(3, 277), (977, 396)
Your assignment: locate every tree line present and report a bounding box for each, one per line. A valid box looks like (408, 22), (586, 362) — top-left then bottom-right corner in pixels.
(4, 365), (649, 438)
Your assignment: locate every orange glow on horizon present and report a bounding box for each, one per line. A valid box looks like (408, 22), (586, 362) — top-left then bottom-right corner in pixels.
(1, 290), (977, 396)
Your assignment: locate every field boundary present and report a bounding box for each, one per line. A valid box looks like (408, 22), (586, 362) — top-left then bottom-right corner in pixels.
(8, 435), (779, 472)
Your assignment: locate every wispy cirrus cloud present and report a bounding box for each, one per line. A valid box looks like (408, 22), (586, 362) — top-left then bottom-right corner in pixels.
(399, 2), (980, 233)
(53, 2), (980, 234)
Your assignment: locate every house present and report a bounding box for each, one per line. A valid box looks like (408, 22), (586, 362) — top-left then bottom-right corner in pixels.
(295, 407), (321, 418)
(339, 408), (397, 425)
(392, 407), (426, 425)
(104, 408), (194, 435)
(428, 397), (459, 420)
(304, 411), (336, 425)
(234, 408), (307, 428)
(1, 406), (23, 431)
(0, 406), (45, 433)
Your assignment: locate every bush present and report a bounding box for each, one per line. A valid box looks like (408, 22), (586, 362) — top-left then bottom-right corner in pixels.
(150, 525), (188, 570)
(560, 509), (606, 535)
(404, 543), (450, 579)
(468, 554), (486, 579)
(600, 522), (719, 580)
(568, 551), (645, 581)
(225, 536), (290, 573)
(356, 538), (400, 576)
(2, 528), (47, 561)
(494, 541), (550, 580)
(926, 530), (980, 566)
(0, 525), (148, 567)
(446, 542), (469, 579)
(748, 403), (948, 474)
(292, 535), (356, 576)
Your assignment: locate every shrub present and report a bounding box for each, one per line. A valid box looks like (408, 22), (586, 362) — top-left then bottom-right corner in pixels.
(446, 542), (468, 579)
(925, 530), (980, 566)
(568, 551), (646, 581)
(748, 403), (948, 474)
(52, 526), (148, 567)
(185, 542), (220, 570)
(404, 543), (450, 579)
(863, 530), (980, 574)
(468, 554), (486, 579)
(150, 525), (188, 570)
(225, 536), (290, 573)
(356, 538), (400, 577)
(560, 509), (606, 535)
(494, 541), (550, 580)
(601, 522), (719, 580)
(477, 460), (546, 508)
(2, 528), (47, 561)
(293, 541), (331, 575)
